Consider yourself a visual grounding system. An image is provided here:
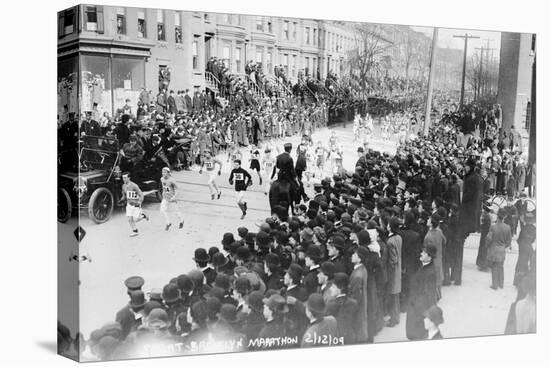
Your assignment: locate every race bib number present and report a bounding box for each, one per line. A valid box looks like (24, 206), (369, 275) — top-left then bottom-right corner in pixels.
(127, 191), (138, 200)
(206, 161), (213, 169)
(163, 184), (171, 193)
(234, 173), (244, 181)
(266, 162), (273, 169)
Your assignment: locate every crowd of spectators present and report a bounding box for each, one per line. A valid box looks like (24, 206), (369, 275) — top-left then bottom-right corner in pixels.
(59, 94), (536, 360)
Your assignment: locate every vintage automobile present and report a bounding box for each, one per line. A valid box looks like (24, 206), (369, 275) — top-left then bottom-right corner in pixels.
(58, 135), (164, 224)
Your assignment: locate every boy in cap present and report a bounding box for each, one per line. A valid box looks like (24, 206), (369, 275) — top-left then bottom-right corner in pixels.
(199, 149), (223, 200)
(122, 172), (149, 237)
(229, 159), (253, 219)
(160, 167), (184, 231)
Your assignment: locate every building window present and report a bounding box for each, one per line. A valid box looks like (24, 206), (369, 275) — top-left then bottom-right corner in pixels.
(256, 16), (263, 31)
(292, 22), (297, 40)
(305, 27), (310, 45)
(256, 47), (263, 64)
(313, 58), (317, 77)
(305, 57), (310, 75)
(175, 12), (182, 43)
(283, 21), (289, 40)
(116, 8), (126, 35)
(58, 8), (75, 37)
(283, 54), (289, 75)
(137, 11), (146, 38)
(235, 48), (242, 73)
(267, 21), (272, 33)
(313, 29), (317, 45)
(85, 6), (103, 33)
(157, 10), (165, 41)
(267, 51), (273, 73)
(222, 44), (230, 71)
(193, 40), (199, 70)
(292, 55), (297, 77)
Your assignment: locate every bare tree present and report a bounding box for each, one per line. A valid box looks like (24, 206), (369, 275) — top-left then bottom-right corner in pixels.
(348, 23), (394, 92)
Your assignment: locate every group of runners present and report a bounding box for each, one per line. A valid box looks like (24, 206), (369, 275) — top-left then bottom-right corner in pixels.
(119, 129), (356, 237)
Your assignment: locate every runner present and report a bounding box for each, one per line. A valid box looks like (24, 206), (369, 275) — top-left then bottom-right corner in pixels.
(314, 141), (327, 178)
(249, 144), (263, 186)
(229, 159), (253, 220)
(327, 144), (343, 174)
(199, 150), (223, 200)
(160, 167), (184, 231)
(261, 147), (276, 195)
(121, 172), (149, 237)
(328, 130), (339, 150)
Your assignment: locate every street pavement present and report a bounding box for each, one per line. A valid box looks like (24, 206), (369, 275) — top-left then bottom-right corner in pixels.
(59, 124), (519, 343)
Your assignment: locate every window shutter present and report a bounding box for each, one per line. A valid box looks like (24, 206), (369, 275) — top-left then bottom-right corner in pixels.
(58, 12), (65, 37)
(97, 6), (104, 34)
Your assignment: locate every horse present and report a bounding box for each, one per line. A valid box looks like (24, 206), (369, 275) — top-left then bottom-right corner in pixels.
(269, 178), (300, 220)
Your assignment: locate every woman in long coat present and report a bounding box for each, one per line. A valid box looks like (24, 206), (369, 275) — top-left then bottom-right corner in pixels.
(406, 245), (438, 340)
(349, 246), (370, 343)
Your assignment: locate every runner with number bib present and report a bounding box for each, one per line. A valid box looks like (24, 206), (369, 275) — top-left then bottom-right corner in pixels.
(229, 159), (253, 220)
(160, 167), (184, 231)
(199, 150), (223, 200)
(122, 172), (149, 237)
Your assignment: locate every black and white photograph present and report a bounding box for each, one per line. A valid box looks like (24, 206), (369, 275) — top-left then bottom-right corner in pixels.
(53, 1), (539, 363)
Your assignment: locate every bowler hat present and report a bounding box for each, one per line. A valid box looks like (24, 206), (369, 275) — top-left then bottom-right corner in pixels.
(221, 232), (235, 248)
(287, 264), (303, 279)
(357, 230), (371, 246)
(193, 248), (210, 263)
(265, 253), (281, 267)
(330, 236), (346, 250)
(188, 269), (205, 287)
(356, 245), (370, 262)
(124, 276), (144, 291)
(176, 274), (195, 293)
(320, 261), (337, 277)
(256, 231), (270, 248)
(208, 246), (220, 260)
(306, 293), (326, 314)
(128, 290), (147, 308)
(238, 227), (249, 238)
(212, 252), (229, 268)
(263, 294), (289, 313)
(236, 246), (252, 261)
(190, 300), (208, 324)
(333, 272), (349, 291)
(306, 245), (323, 260)
(162, 284), (181, 303)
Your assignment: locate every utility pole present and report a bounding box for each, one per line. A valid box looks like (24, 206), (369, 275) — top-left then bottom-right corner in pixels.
(454, 33), (480, 107)
(424, 27), (438, 136)
(474, 45), (484, 101)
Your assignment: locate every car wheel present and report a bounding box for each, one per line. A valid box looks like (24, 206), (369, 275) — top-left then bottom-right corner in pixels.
(58, 188), (72, 223)
(88, 187), (114, 224)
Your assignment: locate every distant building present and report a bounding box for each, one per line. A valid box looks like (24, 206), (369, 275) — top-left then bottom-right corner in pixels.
(497, 32), (535, 132)
(57, 5), (360, 117)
